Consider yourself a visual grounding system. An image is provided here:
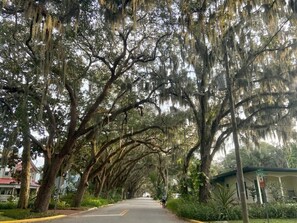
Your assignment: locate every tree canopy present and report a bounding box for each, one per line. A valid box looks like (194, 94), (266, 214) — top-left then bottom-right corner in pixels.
(1, 0), (297, 212)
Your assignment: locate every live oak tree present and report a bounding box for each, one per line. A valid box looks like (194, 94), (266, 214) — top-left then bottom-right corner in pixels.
(71, 114), (167, 206)
(2, 0), (173, 212)
(3, 0), (297, 212)
(159, 0), (297, 203)
(220, 142), (289, 172)
(0, 12), (42, 208)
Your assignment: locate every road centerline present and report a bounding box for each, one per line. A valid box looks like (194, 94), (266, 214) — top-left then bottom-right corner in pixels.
(81, 209), (129, 217)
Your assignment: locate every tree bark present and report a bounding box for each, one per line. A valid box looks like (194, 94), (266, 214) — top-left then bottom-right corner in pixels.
(33, 156), (64, 212)
(72, 167), (92, 207)
(198, 151), (212, 203)
(17, 97), (31, 209)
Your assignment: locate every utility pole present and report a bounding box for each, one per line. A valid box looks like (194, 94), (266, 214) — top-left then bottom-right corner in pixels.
(224, 41), (250, 223)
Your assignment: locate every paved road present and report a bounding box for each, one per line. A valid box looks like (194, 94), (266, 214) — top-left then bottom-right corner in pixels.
(46, 197), (188, 223)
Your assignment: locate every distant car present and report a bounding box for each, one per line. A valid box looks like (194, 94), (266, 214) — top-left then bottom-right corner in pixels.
(143, 192), (151, 197)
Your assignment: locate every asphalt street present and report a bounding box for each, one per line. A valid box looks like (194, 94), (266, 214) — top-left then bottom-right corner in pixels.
(46, 197), (188, 223)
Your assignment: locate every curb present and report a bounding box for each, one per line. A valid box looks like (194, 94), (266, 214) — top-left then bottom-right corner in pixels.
(186, 219), (204, 223)
(0, 204), (115, 223)
(0, 215), (66, 223)
(0, 205), (113, 223)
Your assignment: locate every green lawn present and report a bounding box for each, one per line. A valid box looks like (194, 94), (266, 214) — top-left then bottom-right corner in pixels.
(0, 212), (14, 221)
(227, 219), (297, 223)
(0, 209), (57, 221)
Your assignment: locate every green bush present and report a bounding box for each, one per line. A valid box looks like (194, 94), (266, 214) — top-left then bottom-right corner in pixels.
(46, 192), (71, 209)
(210, 184), (241, 220)
(0, 202), (17, 209)
(249, 204), (266, 219)
(166, 199), (180, 213)
(249, 203), (297, 219)
(59, 193), (109, 208)
(168, 196), (297, 221)
(60, 193), (75, 206)
(185, 203), (217, 221)
(166, 198), (222, 221)
(80, 194), (109, 207)
(49, 198), (71, 209)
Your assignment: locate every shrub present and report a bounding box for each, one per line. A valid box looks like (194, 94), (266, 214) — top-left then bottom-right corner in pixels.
(59, 192), (109, 208)
(168, 197), (297, 221)
(80, 194), (109, 207)
(166, 198), (221, 221)
(49, 198), (71, 209)
(210, 184), (241, 220)
(60, 193), (75, 206)
(0, 202), (17, 209)
(166, 199), (180, 213)
(249, 204), (266, 219)
(249, 203), (297, 219)
(187, 203), (218, 221)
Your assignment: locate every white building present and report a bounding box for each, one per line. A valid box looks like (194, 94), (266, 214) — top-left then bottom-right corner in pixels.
(0, 160), (40, 202)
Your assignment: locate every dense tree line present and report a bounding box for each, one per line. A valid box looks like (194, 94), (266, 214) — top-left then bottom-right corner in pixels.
(1, 0), (297, 214)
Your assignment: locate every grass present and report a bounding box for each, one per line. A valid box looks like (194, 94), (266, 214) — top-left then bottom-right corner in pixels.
(226, 219), (297, 223)
(0, 209), (57, 221)
(0, 194), (113, 221)
(0, 212), (14, 221)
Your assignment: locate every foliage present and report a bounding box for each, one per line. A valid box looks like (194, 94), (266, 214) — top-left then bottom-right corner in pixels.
(219, 142), (288, 172)
(0, 202), (17, 209)
(249, 203), (297, 219)
(59, 193), (75, 205)
(165, 198), (180, 213)
(101, 189), (122, 203)
(59, 192), (109, 208)
(210, 184), (237, 220)
(266, 182), (284, 202)
(48, 200), (70, 209)
(2, 0), (297, 211)
(284, 143), (297, 168)
(0, 209), (56, 219)
(229, 220), (297, 223)
(166, 198), (241, 221)
(80, 196), (109, 208)
(148, 170), (165, 199)
(167, 198), (297, 221)
(186, 159), (201, 197)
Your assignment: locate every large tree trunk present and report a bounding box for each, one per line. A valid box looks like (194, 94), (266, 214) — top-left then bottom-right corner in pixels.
(33, 157), (64, 212)
(72, 168), (92, 207)
(198, 152), (212, 203)
(17, 98), (31, 209)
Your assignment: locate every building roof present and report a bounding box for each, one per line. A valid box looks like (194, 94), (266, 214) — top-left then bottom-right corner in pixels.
(15, 160), (39, 173)
(212, 166), (297, 182)
(0, 178), (17, 185)
(0, 177), (39, 188)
